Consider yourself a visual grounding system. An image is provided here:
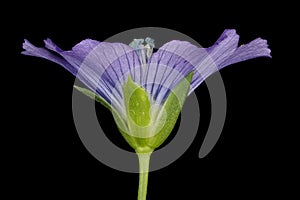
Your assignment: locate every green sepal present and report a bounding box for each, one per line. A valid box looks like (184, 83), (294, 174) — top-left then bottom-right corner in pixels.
(147, 71), (194, 149)
(123, 76), (152, 149)
(122, 72), (193, 153)
(125, 76), (151, 127)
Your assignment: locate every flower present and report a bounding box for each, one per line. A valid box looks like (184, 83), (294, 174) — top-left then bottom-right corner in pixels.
(22, 29), (271, 143)
(22, 29), (270, 112)
(22, 29), (271, 200)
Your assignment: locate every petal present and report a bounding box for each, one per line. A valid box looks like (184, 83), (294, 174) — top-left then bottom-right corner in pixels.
(44, 38), (64, 52)
(205, 29), (240, 67)
(218, 37), (271, 68)
(43, 39), (116, 104)
(44, 38), (100, 67)
(146, 40), (203, 103)
(22, 39), (116, 107)
(74, 42), (142, 116)
(22, 39), (78, 75)
(22, 38), (142, 116)
(188, 29), (271, 94)
(43, 39), (114, 103)
(188, 30), (240, 94)
(145, 29), (271, 99)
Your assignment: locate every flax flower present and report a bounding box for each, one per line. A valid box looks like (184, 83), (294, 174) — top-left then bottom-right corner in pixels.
(22, 29), (271, 200)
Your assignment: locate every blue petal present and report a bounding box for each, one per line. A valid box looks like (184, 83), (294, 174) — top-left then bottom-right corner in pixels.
(189, 29), (271, 94)
(218, 37), (271, 68)
(22, 39), (142, 114)
(77, 42), (142, 113)
(205, 29), (240, 68)
(145, 41), (203, 103)
(44, 38), (100, 68)
(145, 29), (271, 100)
(43, 39), (118, 104)
(22, 39), (78, 75)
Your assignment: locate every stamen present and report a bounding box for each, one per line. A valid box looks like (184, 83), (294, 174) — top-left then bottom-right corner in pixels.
(129, 37), (155, 65)
(129, 39), (145, 49)
(145, 37), (155, 60)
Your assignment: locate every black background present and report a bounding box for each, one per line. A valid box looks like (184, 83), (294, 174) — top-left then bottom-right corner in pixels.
(6, 1), (289, 199)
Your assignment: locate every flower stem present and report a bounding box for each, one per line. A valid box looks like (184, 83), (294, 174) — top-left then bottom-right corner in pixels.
(137, 152), (152, 200)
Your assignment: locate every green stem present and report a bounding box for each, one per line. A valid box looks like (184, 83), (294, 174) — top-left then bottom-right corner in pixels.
(137, 152), (152, 200)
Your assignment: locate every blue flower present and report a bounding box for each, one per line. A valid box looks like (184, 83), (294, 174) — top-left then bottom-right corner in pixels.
(22, 29), (270, 116)
(22, 29), (271, 200)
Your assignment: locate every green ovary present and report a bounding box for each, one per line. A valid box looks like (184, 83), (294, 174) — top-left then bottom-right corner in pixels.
(129, 87), (151, 127)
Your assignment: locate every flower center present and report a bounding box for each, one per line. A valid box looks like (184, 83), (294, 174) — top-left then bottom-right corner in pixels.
(129, 37), (155, 65)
